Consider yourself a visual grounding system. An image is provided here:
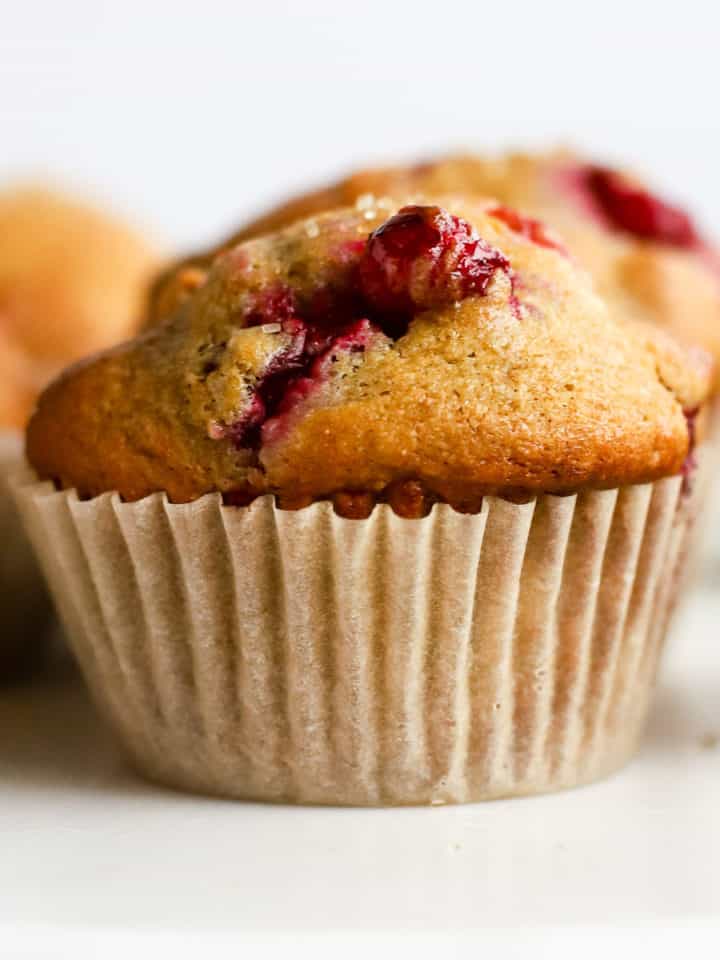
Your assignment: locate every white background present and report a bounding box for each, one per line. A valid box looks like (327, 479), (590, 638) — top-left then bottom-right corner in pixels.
(1, 2), (719, 954)
(1, 0), (720, 252)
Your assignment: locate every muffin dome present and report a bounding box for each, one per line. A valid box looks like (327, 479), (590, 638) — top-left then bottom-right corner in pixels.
(28, 197), (712, 513)
(148, 152), (720, 380)
(0, 185), (159, 427)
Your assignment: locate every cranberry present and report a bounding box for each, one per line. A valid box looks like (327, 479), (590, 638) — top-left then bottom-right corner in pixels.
(260, 319), (376, 446)
(214, 206), (516, 452)
(306, 318), (376, 378)
(488, 204), (567, 255)
(358, 205), (511, 315)
(223, 318), (379, 449)
(583, 167), (699, 247)
(243, 286), (298, 328)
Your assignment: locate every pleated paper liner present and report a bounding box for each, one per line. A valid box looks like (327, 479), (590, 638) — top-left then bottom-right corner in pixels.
(12, 457), (703, 805)
(695, 398), (720, 571)
(0, 434), (53, 679)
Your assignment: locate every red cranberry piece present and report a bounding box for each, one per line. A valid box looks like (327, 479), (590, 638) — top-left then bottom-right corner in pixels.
(221, 318), (379, 450)
(261, 319), (378, 446)
(488, 204), (567, 255)
(220, 392), (266, 445)
(243, 285), (299, 328)
(307, 318), (376, 380)
(358, 205), (511, 314)
(584, 167), (699, 247)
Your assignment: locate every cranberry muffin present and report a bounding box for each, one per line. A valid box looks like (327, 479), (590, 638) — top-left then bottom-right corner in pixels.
(149, 153), (720, 383)
(18, 199), (713, 804)
(34, 198), (709, 505)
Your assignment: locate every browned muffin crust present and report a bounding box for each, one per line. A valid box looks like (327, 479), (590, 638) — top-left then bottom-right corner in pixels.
(28, 198), (712, 511)
(147, 151), (720, 389)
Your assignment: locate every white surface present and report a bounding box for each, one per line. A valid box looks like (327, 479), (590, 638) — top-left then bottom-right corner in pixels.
(1, 583), (718, 943)
(1, 1), (720, 248)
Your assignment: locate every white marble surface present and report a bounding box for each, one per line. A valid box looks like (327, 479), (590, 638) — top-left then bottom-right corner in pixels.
(0, 574), (718, 945)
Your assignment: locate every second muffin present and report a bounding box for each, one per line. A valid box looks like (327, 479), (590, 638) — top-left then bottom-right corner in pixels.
(0, 184), (160, 680)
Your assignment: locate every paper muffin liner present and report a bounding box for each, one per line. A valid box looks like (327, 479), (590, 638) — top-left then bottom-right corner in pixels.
(11, 455), (705, 805)
(695, 398), (720, 569)
(0, 434), (53, 679)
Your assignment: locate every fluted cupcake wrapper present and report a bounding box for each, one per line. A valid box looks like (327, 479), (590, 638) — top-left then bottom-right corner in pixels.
(12, 461), (702, 805)
(0, 435), (53, 678)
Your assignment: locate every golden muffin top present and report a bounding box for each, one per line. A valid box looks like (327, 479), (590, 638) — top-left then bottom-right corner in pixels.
(28, 197), (712, 514)
(148, 151), (720, 386)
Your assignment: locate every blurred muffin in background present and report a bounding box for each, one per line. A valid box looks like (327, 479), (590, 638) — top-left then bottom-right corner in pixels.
(148, 151), (720, 382)
(0, 184), (160, 681)
(0, 185), (160, 428)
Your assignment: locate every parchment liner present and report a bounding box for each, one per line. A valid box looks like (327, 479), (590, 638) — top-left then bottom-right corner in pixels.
(12, 458), (703, 805)
(0, 434), (53, 677)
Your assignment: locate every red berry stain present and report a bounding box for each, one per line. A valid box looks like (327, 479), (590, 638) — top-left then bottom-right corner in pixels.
(583, 167), (700, 247)
(224, 309), (380, 450)
(358, 205), (512, 317)
(218, 206), (515, 451)
(260, 319), (376, 447)
(243, 286), (298, 328)
(488, 204), (568, 256)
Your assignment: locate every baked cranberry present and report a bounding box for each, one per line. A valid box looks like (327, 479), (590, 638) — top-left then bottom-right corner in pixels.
(243, 285), (299, 328)
(488, 204), (567, 255)
(260, 319), (377, 446)
(223, 318), (379, 449)
(358, 205), (511, 314)
(217, 206), (516, 452)
(583, 167), (699, 247)
(307, 318), (376, 379)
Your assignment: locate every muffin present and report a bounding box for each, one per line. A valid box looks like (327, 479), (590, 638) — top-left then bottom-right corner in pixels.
(17, 198), (713, 804)
(148, 152), (720, 379)
(0, 185), (159, 679)
(0, 185), (160, 427)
